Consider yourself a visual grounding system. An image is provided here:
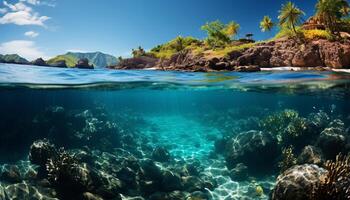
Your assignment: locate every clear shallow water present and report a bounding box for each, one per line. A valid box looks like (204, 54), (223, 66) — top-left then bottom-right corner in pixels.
(0, 64), (350, 200)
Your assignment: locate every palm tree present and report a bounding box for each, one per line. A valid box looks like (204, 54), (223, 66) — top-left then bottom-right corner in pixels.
(316, 0), (350, 34)
(260, 16), (275, 32)
(278, 1), (305, 35)
(225, 21), (240, 39)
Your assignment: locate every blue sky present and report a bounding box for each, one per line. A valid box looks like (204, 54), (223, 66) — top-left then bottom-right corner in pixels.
(0, 0), (318, 60)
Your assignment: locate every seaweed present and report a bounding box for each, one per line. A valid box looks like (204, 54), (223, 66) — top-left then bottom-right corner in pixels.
(311, 154), (350, 200)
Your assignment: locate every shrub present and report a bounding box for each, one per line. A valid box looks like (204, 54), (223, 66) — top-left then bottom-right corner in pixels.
(302, 29), (334, 40)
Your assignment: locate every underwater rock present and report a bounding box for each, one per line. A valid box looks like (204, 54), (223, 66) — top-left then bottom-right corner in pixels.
(0, 165), (22, 183)
(182, 176), (208, 192)
(140, 159), (163, 182)
(0, 184), (5, 200)
(148, 191), (186, 200)
(297, 145), (323, 165)
(152, 146), (171, 162)
(224, 130), (279, 175)
(29, 139), (57, 168)
(271, 164), (326, 200)
(82, 192), (103, 200)
(187, 191), (211, 200)
(46, 149), (96, 197)
(161, 170), (183, 192)
(229, 163), (249, 181)
(5, 182), (58, 200)
(316, 120), (347, 159)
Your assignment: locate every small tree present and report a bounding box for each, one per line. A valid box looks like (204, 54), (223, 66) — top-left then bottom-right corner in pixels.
(132, 46), (146, 58)
(260, 16), (275, 32)
(201, 20), (240, 48)
(278, 1), (305, 36)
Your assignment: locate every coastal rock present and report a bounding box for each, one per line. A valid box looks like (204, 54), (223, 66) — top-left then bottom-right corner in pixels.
(114, 56), (158, 69)
(318, 40), (350, 68)
(271, 164), (326, 200)
(291, 44), (323, 67)
(50, 60), (67, 68)
(75, 58), (94, 69)
(224, 130), (279, 174)
(32, 58), (48, 66)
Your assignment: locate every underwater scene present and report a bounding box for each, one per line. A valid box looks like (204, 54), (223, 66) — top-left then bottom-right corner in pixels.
(0, 64), (350, 200)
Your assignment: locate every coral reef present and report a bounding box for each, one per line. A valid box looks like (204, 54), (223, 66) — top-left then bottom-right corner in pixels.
(311, 154), (350, 200)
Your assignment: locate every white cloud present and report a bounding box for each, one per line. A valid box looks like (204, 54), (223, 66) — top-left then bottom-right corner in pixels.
(0, 40), (47, 60)
(20, 0), (40, 5)
(66, 49), (90, 53)
(0, 1), (50, 26)
(24, 30), (39, 38)
(0, 8), (7, 14)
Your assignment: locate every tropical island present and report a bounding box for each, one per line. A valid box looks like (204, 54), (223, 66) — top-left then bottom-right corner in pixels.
(1, 0), (350, 72)
(111, 0), (350, 72)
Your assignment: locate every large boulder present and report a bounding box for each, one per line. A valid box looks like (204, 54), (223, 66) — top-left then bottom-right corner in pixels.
(271, 164), (326, 200)
(224, 130), (279, 175)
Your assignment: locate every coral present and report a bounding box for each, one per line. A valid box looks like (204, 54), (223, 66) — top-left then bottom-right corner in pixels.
(311, 154), (350, 200)
(260, 109), (299, 143)
(46, 148), (94, 197)
(278, 146), (297, 172)
(29, 139), (57, 168)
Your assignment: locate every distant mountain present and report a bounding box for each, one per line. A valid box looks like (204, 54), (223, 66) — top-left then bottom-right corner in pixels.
(0, 54), (29, 64)
(47, 52), (117, 68)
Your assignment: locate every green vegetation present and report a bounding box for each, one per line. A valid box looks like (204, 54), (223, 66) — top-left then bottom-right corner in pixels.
(132, 46), (147, 58)
(316, 0), (350, 34)
(201, 20), (240, 48)
(278, 1), (305, 36)
(260, 16), (275, 32)
(150, 36), (201, 59)
(47, 55), (77, 67)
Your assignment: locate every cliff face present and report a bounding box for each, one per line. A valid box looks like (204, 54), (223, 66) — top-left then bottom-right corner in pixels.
(112, 38), (350, 71)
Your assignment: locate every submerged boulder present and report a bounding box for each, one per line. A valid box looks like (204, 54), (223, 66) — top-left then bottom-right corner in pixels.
(152, 147), (171, 162)
(224, 130), (279, 175)
(271, 164), (326, 200)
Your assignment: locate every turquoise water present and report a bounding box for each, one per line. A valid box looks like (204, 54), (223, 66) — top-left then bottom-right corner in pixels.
(0, 64), (350, 200)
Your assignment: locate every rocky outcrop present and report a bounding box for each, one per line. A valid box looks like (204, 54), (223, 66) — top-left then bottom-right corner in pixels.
(50, 60), (67, 68)
(31, 58), (48, 66)
(111, 38), (350, 71)
(75, 58), (94, 69)
(114, 56), (158, 69)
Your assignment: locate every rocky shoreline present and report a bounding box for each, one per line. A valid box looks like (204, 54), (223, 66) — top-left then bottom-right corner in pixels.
(111, 38), (350, 72)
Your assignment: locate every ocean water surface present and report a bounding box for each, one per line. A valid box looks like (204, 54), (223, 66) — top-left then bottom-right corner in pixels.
(0, 63), (350, 200)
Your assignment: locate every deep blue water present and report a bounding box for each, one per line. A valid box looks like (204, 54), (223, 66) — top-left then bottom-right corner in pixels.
(0, 64), (350, 200)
